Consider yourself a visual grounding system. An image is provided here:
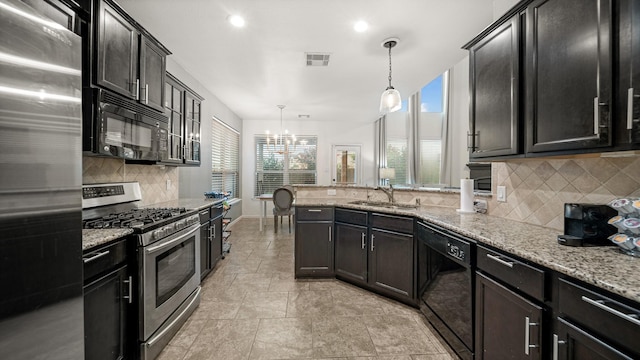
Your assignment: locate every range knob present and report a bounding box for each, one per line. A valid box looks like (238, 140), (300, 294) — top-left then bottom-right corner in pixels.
(152, 229), (164, 240)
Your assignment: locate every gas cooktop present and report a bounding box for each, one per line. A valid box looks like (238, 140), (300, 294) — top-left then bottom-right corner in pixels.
(82, 207), (189, 229)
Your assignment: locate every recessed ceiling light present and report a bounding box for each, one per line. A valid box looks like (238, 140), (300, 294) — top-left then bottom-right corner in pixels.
(354, 20), (368, 33)
(227, 15), (245, 28)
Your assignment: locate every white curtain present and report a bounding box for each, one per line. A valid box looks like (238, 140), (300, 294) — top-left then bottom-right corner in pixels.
(440, 70), (452, 185)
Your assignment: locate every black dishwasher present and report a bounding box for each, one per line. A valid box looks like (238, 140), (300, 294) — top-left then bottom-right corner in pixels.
(417, 221), (475, 360)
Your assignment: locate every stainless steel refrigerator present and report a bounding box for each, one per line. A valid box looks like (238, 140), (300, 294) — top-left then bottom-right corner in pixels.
(0, 0), (84, 358)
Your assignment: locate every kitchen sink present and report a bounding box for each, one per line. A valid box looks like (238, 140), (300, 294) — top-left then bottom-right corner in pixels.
(348, 200), (419, 210)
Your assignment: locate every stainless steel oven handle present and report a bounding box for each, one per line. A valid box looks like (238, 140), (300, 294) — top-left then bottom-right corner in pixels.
(145, 224), (198, 254)
(146, 287), (201, 347)
(486, 253), (514, 268)
(581, 296), (640, 326)
(83, 250), (110, 263)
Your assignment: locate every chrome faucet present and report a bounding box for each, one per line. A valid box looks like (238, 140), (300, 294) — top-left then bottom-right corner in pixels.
(377, 185), (395, 204)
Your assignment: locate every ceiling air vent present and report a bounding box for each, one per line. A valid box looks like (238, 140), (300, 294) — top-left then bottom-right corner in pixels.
(305, 53), (330, 66)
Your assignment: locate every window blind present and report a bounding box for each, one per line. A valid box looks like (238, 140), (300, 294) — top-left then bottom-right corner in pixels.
(254, 135), (317, 196)
(211, 118), (239, 198)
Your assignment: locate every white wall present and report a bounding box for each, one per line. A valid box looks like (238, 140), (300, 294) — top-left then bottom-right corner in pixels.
(241, 119), (376, 216)
(166, 59), (244, 200)
(493, 0), (519, 19)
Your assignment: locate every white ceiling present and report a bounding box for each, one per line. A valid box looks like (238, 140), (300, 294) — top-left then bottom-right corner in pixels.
(118, 0), (496, 124)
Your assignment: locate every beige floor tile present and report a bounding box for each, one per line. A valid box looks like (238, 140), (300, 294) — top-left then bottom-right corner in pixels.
(190, 299), (243, 320)
(411, 355), (457, 360)
(169, 317), (208, 348)
(236, 291), (289, 319)
(183, 319), (259, 360)
(156, 344), (187, 360)
(363, 315), (443, 355)
(312, 316), (377, 358)
(286, 290), (335, 318)
(268, 273), (311, 292)
(249, 317), (314, 359)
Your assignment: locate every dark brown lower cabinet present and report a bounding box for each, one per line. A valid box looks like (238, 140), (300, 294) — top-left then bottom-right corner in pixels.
(334, 222), (368, 285)
(84, 266), (131, 360)
(295, 220), (334, 277)
(475, 272), (543, 359)
(553, 318), (635, 360)
(368, 228), (414, 299)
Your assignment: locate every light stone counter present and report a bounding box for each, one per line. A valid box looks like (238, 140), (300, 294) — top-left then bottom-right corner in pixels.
(294, 198), (640, 303)
(82, 228), (133, 251)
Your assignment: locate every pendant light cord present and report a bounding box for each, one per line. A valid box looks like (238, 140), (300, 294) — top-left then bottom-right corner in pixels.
(388, 44), (393, 89)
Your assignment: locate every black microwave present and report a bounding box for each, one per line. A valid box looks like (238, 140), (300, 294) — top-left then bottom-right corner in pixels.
(83, 89), (168, 162)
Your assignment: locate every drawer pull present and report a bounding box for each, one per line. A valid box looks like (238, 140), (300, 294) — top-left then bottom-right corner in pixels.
(486, 253), (514, 268)
(371, 234), (375, 252)
(307, 209), (322, 212)
(552, 334), (566, 360)
(524, 316), (539, 355)
(581, 296), (640, 326)
(83, 250), (110, 263)
(328, 226), (332, 242)
(361, 232), (365, 249)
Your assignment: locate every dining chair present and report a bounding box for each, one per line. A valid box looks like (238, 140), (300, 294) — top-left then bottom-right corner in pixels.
(272, 187), (294, 233)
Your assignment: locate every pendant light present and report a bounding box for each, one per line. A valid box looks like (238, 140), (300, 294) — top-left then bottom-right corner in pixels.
(265, 105), (296, 154)
(379, 38), (401, 113)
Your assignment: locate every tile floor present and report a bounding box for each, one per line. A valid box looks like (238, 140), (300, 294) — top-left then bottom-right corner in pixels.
(158, 218), (458, 360)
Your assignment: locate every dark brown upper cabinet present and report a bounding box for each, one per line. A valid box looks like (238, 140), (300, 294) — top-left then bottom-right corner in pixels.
(94, 0), (170, 112)
(525, 0), (612, 153)
(163, 73), (203, 166)
(616, 0), (640, 148)
(467, 14), (522, 159)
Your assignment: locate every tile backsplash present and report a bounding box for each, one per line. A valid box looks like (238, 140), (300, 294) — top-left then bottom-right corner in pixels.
(489, 156), (640, 231)
(82, 156), (179, 206)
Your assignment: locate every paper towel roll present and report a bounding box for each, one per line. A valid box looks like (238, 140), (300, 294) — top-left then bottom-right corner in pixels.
(457, 179), (475, 214)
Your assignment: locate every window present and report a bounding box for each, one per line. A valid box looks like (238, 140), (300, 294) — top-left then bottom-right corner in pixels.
(255, 135), (317, 195)
(211, 118), (239, 198)
(386, 139), (407, 185)
(418, 73), (445, 184)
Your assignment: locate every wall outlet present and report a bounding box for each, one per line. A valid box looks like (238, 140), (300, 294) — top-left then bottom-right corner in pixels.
(166, 179), (171, 190)
(497, 186), (506, 202)
(327, 189), (337, 196)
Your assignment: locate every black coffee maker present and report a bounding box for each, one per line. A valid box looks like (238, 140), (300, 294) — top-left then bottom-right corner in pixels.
(557, 203), (618, 247)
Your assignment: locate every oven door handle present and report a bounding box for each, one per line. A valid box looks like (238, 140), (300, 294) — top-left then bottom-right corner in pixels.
(145, 225), (198, 254)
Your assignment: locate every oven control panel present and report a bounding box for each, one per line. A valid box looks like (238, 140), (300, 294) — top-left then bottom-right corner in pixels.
(151, 214), (199, 241)
(83, 185), (125, 199)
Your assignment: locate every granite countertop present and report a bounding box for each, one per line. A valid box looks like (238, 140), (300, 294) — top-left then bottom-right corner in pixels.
(145, 198), (226, 212)
(82, 228), (134, 251)
(295, 198), (640, 303)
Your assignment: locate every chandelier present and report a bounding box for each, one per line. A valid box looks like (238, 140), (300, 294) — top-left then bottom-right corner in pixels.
(266, 105), (297, 154)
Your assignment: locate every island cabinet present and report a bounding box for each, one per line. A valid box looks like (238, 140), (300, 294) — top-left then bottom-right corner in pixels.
(525, 0), (613, 154)
(553, 278), (640, 359)
(333, 208), (415, 304)
(83, 237), (135, 360)
(475, 245), (547, 360)
(94, 0), (170, 112)
(467, 13), (522, 159)
(294, 207), (334, 277)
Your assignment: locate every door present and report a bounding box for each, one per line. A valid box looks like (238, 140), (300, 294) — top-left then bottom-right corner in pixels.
(294, 222), (334, 277)
(526, 0), (612, 153)
(469, 15), (521, 158)
(368, 229), (413, 299)
(616, 0), (640, 147)
(553, 318), (635, 360)
(334, 222), (368, 285)
(140, 37), (166, 112)
(84, 266), (131, 360)
(332, 145), (361, 185)
(475, 272), (543, 359)
(96, 0), (139, 99)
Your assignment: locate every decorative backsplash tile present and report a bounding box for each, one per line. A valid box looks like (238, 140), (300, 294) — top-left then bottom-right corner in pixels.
(82, 156), (179, 206)
(489, 156), (640, 231)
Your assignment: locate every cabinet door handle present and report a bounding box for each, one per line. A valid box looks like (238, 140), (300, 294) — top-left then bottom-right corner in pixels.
(82, 250), (110, 263)
(361, 232), (365, 249)
(136, 79), (140, 100)
(552, 334), (566, 360)
(581, 295), (640, 326)
(486, 253), (514, 268)
(628, 88), (635, 130)
(371, 234), (375, 251)
(593, 97), (606, 135)
(524, 316), (539, 355)
(145, 84), (149, 104)
(212, 224), (216, 239)
(123, 276), (133, 304)
(307, 209), (322, 212)
(328, 226), (332, 242)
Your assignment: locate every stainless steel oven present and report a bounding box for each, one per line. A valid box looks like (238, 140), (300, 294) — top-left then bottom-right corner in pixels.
(139, 213), (200, 360)
(417, 221), (475, 360)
